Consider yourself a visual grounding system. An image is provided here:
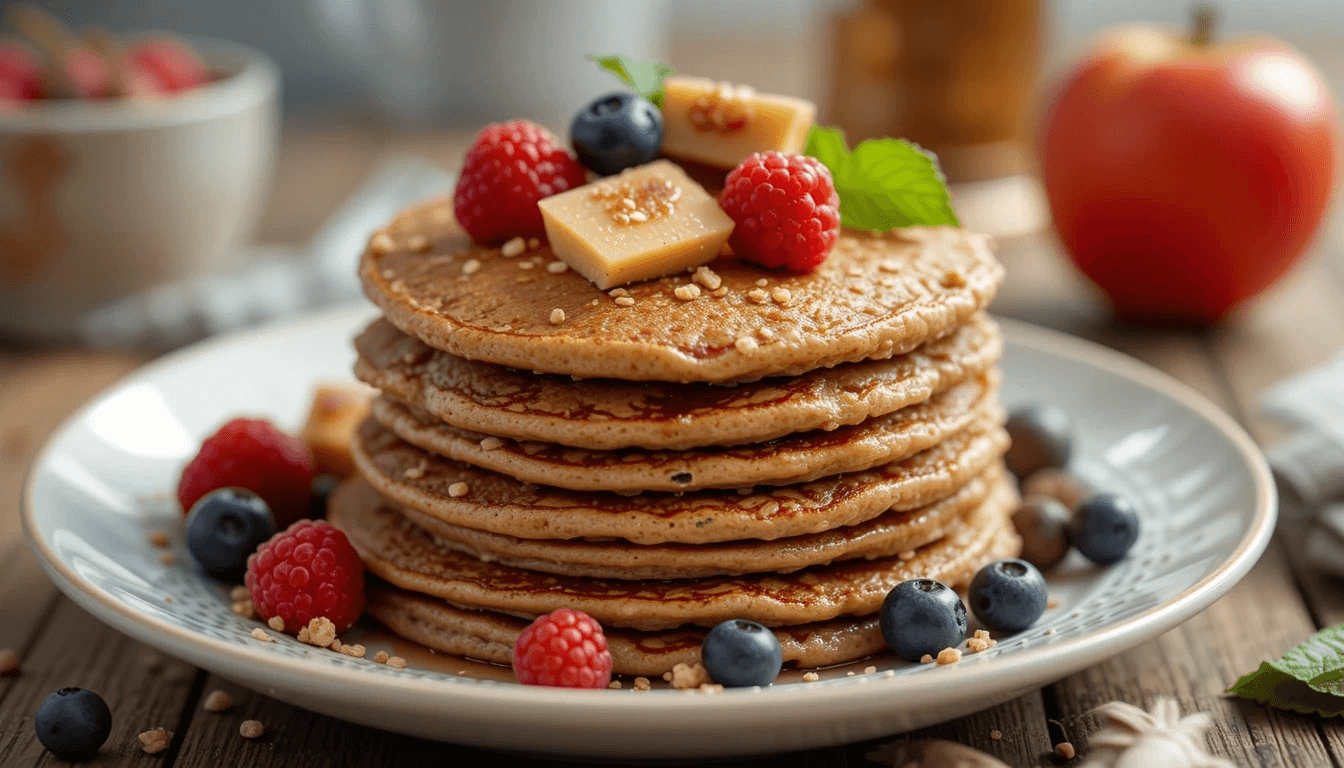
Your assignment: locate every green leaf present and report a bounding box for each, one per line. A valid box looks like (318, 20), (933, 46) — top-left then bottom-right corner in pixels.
(588, 55), (675, 108)
(1230, 623), (1344, 717)
(802, 126), (960, 231)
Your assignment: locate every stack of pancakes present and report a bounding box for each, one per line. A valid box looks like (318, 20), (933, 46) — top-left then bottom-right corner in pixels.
(330, 199), (1018, 676)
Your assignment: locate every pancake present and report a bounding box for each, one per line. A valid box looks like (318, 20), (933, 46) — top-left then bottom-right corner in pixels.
(354, 313), (1002, 451)
(372, 370), (1000, 493)
(346, 468), (997, 580)
(328, 474), (1020, 631)
(353, 415), (1009, 545)
(360, 200), (1002, 383)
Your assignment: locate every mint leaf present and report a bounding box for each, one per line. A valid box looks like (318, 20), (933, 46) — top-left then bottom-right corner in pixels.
(1230, 623), (1344, 717)
(589, 55), (675, 108)
(803, 125), (960, 231)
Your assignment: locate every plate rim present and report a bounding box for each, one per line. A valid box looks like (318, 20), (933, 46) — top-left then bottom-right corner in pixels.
(20, 307), (1277, 729)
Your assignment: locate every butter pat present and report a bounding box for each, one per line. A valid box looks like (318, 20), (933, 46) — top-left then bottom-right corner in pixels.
(538, 160), (734, 289)
(661, 76), (817, 169)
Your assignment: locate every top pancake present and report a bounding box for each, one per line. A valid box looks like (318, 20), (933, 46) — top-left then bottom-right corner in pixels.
(359, 199), (1003, 383)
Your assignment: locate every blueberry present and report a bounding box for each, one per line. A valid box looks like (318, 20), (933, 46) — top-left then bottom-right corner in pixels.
(570, 92), (663, 176)
(701, 619), (782, 687)
(34, 687), (112, 759)
(968, 559), (1049, 633)
(1011, 495), (1073, 572)
(879, 579), (967, 662)
(1069, 493), (1140, 565)
(185, 487), (276, 581)
(1005, 404), (1073, 479)
(309, 473), (342, 519)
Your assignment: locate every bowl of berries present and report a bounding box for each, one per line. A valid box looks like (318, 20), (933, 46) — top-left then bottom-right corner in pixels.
(0, 5), (279, 341)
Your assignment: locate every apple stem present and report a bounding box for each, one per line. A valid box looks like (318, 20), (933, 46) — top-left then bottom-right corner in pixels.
(1192, 3), (1216, 46)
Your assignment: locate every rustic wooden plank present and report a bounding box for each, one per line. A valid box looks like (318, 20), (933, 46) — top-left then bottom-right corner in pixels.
(0, 542), (60, 690)
(874, 692), (1054, 767)
(0, 598), (202, 766)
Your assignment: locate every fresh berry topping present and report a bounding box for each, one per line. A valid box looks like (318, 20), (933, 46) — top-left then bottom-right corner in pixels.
(1068, 493), (1140, 565)
(126, 38), (210, 93)
(1004, 404), (1073, 479)
(185, 487), (276, 581)
(1011, 495), (1073, 572)
(718, 151), (840, 273)
(177, 418), (314, 529)
(0, 42), (42, 102)
(701, 619), (782, 688)
(453, 120), (588, 244)
(512, 607), (613, 688)
(570, 92), (664, 176)
(879, 578), (967, 662)
(968, 558), (1049, 633)
(245, 520), (365, 634)
(34, 687), (112, 759)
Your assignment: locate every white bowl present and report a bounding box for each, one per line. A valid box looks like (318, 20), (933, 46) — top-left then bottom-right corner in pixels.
(0, 37), (279, 341)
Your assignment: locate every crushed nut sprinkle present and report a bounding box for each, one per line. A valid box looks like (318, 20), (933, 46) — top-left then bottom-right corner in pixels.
(1047, 597), (1061, 609)
(138, 727), (172, 754)
(1055, 742), (1075, 759)
(674, 284), (701, 301)
(692, 266), (722, 290)
(267, 616), (285, 632)
(369, 232), (395, 255)
(374, 651), (390, 664)
(863, 665), (877, 675)
(967, 629), (998, 654)
(607, 680), (622, 689)
(518, 260), (535, 270)
(802, 672), (820, 683)
(758, 327), (776, 340)
(0, 648), (18, 676)
(920, 654), (934, 664)
(936, 647), (962, 665)
(771, 287), (792, 305)
(480, 436), (505, 451)
(712, 286), (728, 297)
(230, 586), (249, 602)
(149, 529), (171, 548)
(330, 639), (343, 652)
(386, 656), (408, 669)
(230, 600), (255, 619)
(340, 644), (367, 658)
(734, 336), (759, 352)
(250, 628), (274, 643)
(549, 308), (566, 325)
(406, 234), (430, 253)
(755, 278), (769, 287)
(527, 238), (541, 250)
(159, 552), (175, 565)
(666, 662), (711, 689)
(239, 720), (265, 739)
(461, 258), (481, 276)
(501, 237), (527, 258)
(609, 287), (631, 297)
(592, 177), (682, 226)
(546, 260), (569, 274)
(898, 550), (917, 561)
(689, 81), (755, 134)
(203, 690), (232, 712)
(448, 482), (470, 498)
(633, 676), (652, 691)
(746, 288), (769, 304)
(297, 617), (337, 648)
(402, 461), (427, 480)
(614, 296), (636, 307)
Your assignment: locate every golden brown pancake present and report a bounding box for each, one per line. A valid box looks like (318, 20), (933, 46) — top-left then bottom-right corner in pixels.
(328, 475), (1019, 631)
(353, 416), (1009, 545)
(371, 370), (1000, 493)
(360, 200), (1002, 383)
(354, 313), (1002, 451)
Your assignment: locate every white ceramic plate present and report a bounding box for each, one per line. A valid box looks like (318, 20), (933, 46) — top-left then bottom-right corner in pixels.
(24, 305), (1275, 760)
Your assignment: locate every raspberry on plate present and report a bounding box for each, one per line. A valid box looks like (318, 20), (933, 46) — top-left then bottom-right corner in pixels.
(512, 607), (613, 688)
(177, 418), (314, 528)
(453, 119), (588, 244)
(245, 519), (365, 634)
(718, 151), (840, 273)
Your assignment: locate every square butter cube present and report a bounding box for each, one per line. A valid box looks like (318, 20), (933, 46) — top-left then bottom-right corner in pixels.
(300, 381), (375, 477)
(661, 76), (817, 169)
(538, 160), (734, 289)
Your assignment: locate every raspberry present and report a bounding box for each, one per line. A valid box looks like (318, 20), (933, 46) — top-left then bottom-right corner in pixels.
(453, 120), (588, 244)
(245, 520), (365, 634)
(512, 608), (613, 688)
(718, 151), (841, 272)
(177, 418), (314, 528)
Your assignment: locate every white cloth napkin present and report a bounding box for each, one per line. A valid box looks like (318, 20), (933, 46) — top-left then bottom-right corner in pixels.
(1263, 351), (1344, 578)
(78, 156), (457, 352)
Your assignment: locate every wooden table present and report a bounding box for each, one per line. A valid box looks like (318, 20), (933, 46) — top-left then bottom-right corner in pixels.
(1, 125), (1343, 767)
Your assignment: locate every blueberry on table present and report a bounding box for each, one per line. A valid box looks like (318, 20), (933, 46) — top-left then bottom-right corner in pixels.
(879, 579), (968, 662)
(570, 92), (664, 176)
(968, 559), (1049, 633)
(34, 687), (112, 759)
(701, 619), (783, 687)
(1069, 493), (1141, 565)
(185, 487), (276, 581)
(1004, 404), (1074, 479)
(1011, 495), (1073, 572)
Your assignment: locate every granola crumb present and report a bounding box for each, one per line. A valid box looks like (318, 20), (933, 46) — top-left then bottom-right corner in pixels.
(267, 616), (285, 632)
(609, 287), (631, 297)
(734, 336), (758, 352)
(698, 683), (725, 693)
(633, 676), (652, 691)
(898, 549), (917, 561)
(1055, 741), (1075, 759)
(239, 720), (265, 739)
(461, 258), (481, 276)
(448, 482), (470, 498)
(164, 596), (174, 603)
(138, 727), (172, 754)
(402, 461), (427, 480)
(518, 260), (535, 270)
(480, 436), (505, 451)
(667, 662), (711, 689)
(549, 308), (566, 324)
(771, 287), (791, 305)
(329, 639), (343, 652)
(159, 552), (175, 565)
(746, 288), (769, 304)
(230, 585), (249, 601)
(614, 296), (636, 307)
(1047, 597), (1061, 609)
(758, 327), (776, 340)
(374, 651), (390, 664)
(299, 617), (337, 648)
(942, 269), (967, 288)
(802, 671), (820, 683)
(202, 690), (232, 712)
(755, 278), (769, 287)
(386, 656), (408, 669)
(692, 266), (722, 290)
(0, 648), (18, 676)
(936, 647), (962, 665)
(501, 237), (527, 258)
(369, 232), (395, 255)
(607, 680), (622, 689)
(340, 644), (367, 658)
(527, 238), (541, 250)
(967, 629), (998, 653)
(406, 234), (430, 253)
(920, 654), (934, 664)
(230, 600), (255, 619)
(1045, 628), (1057, 635)
(149, 529), (171, 548)
(546, 260), (569, 274)
(991, 729), (1002, 741)
(863, 665), (877, 675)
(673, 283), (701, 301)
(712, 286), (728, 297)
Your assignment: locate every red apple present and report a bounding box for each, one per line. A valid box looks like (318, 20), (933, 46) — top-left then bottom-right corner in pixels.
(1040, 10), (1339, 323)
